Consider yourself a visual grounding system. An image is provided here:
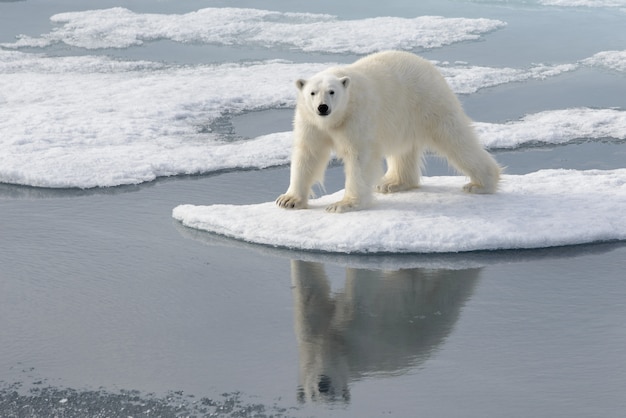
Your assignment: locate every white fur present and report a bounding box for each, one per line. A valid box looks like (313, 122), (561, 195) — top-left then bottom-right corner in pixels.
(276, 50), (501, 213)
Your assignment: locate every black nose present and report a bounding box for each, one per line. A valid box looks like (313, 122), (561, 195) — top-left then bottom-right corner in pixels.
(317, 104), (329, 115)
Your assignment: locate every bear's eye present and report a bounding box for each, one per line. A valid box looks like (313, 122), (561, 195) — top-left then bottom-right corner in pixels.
(310, 91), (316, 96)
(329, 90), (335, 95)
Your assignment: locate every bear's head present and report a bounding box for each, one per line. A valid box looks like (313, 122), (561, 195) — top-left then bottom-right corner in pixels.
(296, 73), (350, 123)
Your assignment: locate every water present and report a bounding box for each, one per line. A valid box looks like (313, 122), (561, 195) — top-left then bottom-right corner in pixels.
(1, 0), (626, 416)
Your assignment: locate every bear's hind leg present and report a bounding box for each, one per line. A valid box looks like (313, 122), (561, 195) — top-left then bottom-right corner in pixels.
(376, 146), (423, 194)
(431, 119), (501, 194)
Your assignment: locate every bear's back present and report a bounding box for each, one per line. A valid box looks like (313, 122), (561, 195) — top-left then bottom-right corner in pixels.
(345, 51), (452, 108)
(350, 51), (439, 82)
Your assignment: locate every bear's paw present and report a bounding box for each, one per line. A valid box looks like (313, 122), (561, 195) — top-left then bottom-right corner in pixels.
(463, 182), (496, 194)
(276, 194), (307, 209)
(376, 179), (417, 194)
(325, 199), (360, 213)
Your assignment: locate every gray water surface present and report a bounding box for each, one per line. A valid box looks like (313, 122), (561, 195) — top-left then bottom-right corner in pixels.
(2, 161), (626, 417)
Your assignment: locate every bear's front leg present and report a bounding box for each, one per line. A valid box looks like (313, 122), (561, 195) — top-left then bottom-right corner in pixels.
(276, 132), (331, 210)
(326, 150), (379, 213)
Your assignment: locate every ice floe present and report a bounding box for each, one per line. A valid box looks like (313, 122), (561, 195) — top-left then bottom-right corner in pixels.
(539, 0), (626, 7)
(173, 169), (626, 254)
(1, 50), (624, 188)
(475, 108), (626, 149)
(1, 7), (506, 53)
(175, 219), (623, 270)
(581, 50), (626, 73)
(438, 62), (579, 94)
(0, 54), (321, 188)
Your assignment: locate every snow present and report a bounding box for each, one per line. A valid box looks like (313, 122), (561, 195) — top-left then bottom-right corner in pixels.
(582, 50), (626, 73)
(439, 62), (578, 94)
(172, 169), (626, 254)
(539, 0), (626, 7)
(1, 48), (624, 189)
(475, 108), (626, 149)
(0, 54), (319, 188)
(1, 7), (506, 54)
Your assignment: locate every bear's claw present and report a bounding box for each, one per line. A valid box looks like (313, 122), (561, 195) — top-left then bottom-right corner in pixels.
(276, 194), (307, 209)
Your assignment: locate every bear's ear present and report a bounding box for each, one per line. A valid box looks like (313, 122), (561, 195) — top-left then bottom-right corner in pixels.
(340, 76), (350, 88)
(296, 79), (306, 91)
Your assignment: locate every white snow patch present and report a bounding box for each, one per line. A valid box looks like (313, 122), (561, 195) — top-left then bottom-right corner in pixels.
(1, 7), (506, 54)
(173, 169), (626, 254)
(581, 50), (626, 73)
(0, 52), (323, 188)
(475, 108), (626, 149)
(539, 0), (626, 7)
(1, 50), (624, 188)
(439, 62), (578, 94)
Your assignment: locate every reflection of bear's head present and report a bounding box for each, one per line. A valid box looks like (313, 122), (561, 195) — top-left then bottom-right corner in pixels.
(297, 366), (350, 404)
(296, 72), (350, 124)
(291, 260), (480, 404)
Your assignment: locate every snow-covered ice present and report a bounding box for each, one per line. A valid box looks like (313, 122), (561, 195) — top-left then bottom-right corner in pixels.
(1, 7), (506, 53)
(0, 7), (624, 189)
(582, 50), (626, 73)
(476, 108), (626, 149)
(1, 48), (624, 189)
(539, 0), (626, 7)
(439, 62), (578, 94)
(0, 53), (327, 188)
(173, 169), (626, 254)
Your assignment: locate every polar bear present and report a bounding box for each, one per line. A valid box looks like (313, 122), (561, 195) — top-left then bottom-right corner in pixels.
(276, 50), (501, 213)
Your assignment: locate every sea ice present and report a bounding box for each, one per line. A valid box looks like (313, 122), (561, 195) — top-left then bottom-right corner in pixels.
(475, 108), (626, 149)
(539, 0), (626, 7)
(582, 50), (626, 73)
(172, 169), (626, 254)
(439, 62), (579, 94)
(1, 7), (506, 54)
(1, 50), (624, 188)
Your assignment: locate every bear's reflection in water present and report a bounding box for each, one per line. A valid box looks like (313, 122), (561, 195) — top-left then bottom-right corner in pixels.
(291, 260), (481, 403)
